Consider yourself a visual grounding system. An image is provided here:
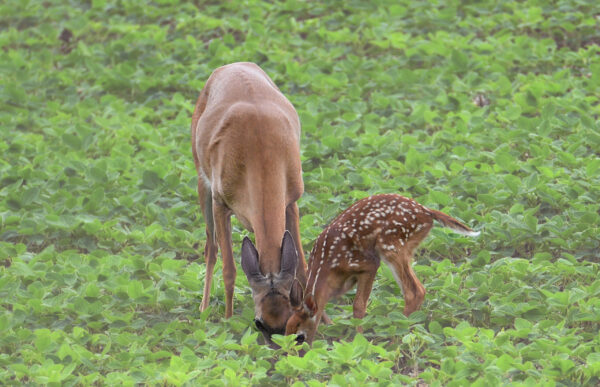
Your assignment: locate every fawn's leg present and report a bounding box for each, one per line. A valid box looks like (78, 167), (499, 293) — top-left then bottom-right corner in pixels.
(381, 249), (426, 316)
(353, 271), (377, 333)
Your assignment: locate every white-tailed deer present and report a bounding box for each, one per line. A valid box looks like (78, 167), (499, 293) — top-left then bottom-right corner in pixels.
(191, 62), (307, 344)
(285, 193), (479, 345)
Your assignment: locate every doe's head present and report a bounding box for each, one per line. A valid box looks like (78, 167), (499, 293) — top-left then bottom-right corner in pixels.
(241, 230), (299, 347)
(285, 281), (318, 346)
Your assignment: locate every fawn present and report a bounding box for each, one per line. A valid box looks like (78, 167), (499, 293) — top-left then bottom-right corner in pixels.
(285, 193), (479, 345)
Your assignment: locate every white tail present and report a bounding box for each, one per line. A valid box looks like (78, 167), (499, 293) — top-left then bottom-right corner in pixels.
(428, 208), (481, 236)
(191, 62), (308, 345)
(285, 193), (479, 345)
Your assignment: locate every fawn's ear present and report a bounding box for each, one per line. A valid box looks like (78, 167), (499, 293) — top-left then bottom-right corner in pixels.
(304, 293), (317, 317)
(289, 278), (304, 308)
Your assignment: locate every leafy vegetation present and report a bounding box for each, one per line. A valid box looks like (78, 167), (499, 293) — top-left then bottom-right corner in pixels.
(1, 0), (599, 385)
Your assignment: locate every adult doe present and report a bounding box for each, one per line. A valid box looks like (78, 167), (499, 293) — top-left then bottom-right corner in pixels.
(191, 62), (307, 344)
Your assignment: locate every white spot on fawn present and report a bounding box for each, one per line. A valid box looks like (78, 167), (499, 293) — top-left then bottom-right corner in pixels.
(312, 266), (322, 295)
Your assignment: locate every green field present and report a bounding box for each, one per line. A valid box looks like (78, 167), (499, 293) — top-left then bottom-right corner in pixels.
(1, 0), (599, 385)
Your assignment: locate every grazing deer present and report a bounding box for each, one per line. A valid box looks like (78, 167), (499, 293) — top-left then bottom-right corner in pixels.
(285, 193), (479, 345)
(191, 62), (307, 344)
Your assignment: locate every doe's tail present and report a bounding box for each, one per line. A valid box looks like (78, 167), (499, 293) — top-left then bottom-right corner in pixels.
(428, 209), (480, 237)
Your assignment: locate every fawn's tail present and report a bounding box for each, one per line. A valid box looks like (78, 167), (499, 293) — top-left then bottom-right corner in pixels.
(428, 209), (480, 237)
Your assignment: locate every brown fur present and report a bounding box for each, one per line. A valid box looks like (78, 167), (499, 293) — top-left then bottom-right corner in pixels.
(191, 63), (307, 340)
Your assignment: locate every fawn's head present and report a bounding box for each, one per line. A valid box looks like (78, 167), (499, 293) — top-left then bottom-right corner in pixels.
(285, 282), (319, 345)
(241, 231), (299, 347)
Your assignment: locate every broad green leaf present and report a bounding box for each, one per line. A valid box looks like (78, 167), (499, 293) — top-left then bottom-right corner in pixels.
(127, 281), (144, 299)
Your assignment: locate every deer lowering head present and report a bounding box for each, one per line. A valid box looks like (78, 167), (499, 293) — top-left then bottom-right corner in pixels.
(191, 62), (308, 343)
(285, 193), (480, 345)
(241, 231), (301, 345)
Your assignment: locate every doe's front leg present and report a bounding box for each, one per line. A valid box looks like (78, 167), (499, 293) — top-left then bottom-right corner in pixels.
(198, 181), (218, 313)
(213, 201), (236, 318)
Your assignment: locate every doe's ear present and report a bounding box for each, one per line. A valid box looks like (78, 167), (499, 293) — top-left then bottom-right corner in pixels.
(304, 294), (318, 317)
(241, 237), (264, 283)
(289, 278), (304, 308)
(279, 230), (298, 277)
